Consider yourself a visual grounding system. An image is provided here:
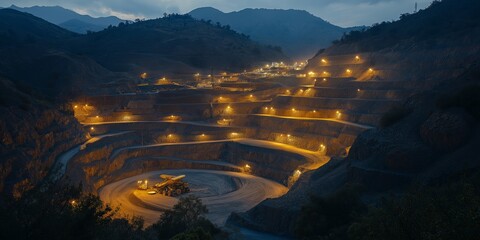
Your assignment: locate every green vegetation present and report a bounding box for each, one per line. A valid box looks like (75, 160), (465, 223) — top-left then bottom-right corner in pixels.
(379, 105), (411, 128)
(294, 185), (366, 239)
(437, 85), (480, 120)
(148, 195), (219, 239)
(0, 180), (218, 240)
(294, 172), (480, 240)
(349, 174), (480, 240)
(335, 0), (480, 51)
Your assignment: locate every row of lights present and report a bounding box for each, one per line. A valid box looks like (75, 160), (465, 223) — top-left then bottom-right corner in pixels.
(309, 68), (375, 78)
(320, 55), (362, 65)
(73, 104), (90, 109)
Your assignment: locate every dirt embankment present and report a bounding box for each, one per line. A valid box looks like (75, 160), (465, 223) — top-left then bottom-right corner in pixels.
(0, 105), (86, 197)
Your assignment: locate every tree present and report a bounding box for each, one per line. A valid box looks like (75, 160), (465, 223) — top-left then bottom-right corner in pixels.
(149, 195), (218, 239)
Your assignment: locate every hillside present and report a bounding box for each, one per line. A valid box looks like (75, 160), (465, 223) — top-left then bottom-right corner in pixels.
(0, 9), (118, 96)
(0, 9), (284, 95)
(229, 0), (480, 237)
(71, 14), (286, 73)
(189, 7), (363, 59)
(8, 5), (123, 33)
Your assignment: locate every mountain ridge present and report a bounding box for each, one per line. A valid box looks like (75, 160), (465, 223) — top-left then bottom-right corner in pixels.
(189, 7), (364, 59)
(8, 5), (123, 33)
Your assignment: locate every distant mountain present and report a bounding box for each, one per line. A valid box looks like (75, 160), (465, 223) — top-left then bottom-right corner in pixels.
(0, 9), (284, 95)
(70, 14), (285, 73)
(0, 9), (120, 95)
(59, 19), (105, 33)
(8, 5), (123, 33)
(189, 7), (364, 59)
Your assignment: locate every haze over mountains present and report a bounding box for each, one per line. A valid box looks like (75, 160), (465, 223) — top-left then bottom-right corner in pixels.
(189, 7), (364, 59)
(7, 5), (363, 59)
(8, 5), (123, 33)
(0, 9), (284, 96)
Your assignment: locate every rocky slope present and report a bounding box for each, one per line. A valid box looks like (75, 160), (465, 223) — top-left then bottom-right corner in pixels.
(0, 77), (87, 197)
(228, 0), (480, 236)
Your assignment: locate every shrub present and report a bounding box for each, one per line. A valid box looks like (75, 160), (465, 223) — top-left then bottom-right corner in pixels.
(348, 175), (480, 240)
(294, 184), (365, 239)
(148, 195), (218, 239)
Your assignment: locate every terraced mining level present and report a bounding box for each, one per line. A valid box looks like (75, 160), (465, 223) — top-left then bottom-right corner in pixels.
(59, 54), (418, 226)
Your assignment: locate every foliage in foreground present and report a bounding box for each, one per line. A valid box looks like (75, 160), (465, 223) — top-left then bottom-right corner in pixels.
(148, 195), (219, 239)
(348, 175), (480, 240)
(294, 172), (480, 240)
(294, 185), (366, 239)
(0, 179), (218, 240)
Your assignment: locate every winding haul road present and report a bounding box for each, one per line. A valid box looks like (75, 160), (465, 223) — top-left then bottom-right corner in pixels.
(98, 169), (288, 226)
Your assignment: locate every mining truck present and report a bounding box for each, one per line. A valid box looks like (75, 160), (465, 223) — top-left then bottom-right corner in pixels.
(153, 174), (190, 197)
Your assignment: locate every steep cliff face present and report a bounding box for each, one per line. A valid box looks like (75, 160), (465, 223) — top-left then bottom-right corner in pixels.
(0, 77), (86, 197)
(229, 0), (480, 235)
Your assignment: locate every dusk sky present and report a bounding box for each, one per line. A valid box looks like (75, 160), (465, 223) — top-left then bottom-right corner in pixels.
(2, 0), (431, 27)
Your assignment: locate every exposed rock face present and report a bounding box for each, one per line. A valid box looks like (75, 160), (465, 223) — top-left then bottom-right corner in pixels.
(420, 110), (472, 152)
(228, 91), (479, 236)
(0, 105), (86, 196)
(66, 140), (313, 192)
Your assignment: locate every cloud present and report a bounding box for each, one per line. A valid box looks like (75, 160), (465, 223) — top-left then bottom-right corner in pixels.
(2, 0), (433, 26)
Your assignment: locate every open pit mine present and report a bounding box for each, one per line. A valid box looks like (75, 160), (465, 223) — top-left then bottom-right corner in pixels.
(57, 55), (417, 227)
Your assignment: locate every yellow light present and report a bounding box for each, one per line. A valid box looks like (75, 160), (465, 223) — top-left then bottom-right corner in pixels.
(96, 115), (99, 118)
(308, 71), (316, 76)
(313, 110), (316, 113)
(287, 134), (291, 137)
(227, 105), (231, 109)
(336, 111), (342, 119)
(286, 90), (291, 94)
(201, 134), (205, 137)
(369, 68), (374, 72)
(140, 72), (148, 79)
(346, 69), (352, 73)
(245, 164), (251, 168)
(85, 104), (88, 107)
(168, 134), (173, 138)
(355, 55), (360, 60)
(90, 127), (94, 131)
(249, 94), (253, 98)
(321, 58), (327, 63)
(292, 108), (296, 111)
(323, 78), (327, 81)
(270, 107), (274, 110)
(74, 105), (78, 109)
(357, 89), (361, 92)
(264, 107), (268, 110)
(299, 89), (304, 92)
